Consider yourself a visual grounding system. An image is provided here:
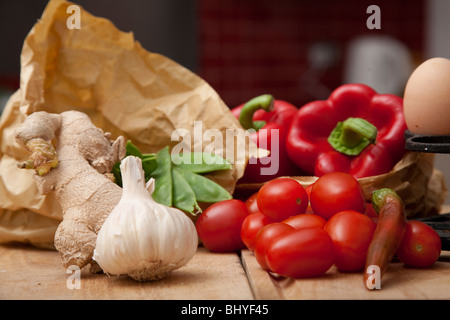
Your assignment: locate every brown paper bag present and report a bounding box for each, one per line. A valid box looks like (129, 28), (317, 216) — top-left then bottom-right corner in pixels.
(0, 0), (256, 248)
(236, 152), (448, 218)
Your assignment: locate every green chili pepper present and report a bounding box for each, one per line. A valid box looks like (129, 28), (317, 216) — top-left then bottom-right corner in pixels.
(171, 167), (201, 214)
(150, 146), (173, 207)
(172, 152), (232, 173)
(175, 168), (232, 203)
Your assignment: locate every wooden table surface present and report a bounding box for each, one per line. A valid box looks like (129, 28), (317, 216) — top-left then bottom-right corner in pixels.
(1, 242), (450, 300)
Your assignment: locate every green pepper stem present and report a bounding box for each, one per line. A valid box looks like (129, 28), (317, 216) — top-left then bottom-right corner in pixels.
(238, 94), (274, 130)
(341, 118), (377, 147)
(371, 188), (402, 214)
(328, 117), (377, 156)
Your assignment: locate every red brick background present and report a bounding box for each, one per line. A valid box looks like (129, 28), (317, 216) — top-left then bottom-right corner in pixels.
(198, 0), (425, 109)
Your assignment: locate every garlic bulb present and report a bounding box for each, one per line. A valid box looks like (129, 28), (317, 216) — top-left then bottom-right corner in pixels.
(93, 156), (198, 281)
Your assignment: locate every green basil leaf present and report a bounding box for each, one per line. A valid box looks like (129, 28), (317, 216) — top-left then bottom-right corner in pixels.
(112, 162), (122, 187)
(124, 140), (143, 158)
(142, 155), (157, 180)
(113, 143), (234, 216)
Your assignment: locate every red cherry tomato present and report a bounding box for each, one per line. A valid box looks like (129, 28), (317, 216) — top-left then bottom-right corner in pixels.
(283, 213), (326, 230)
(324, 210), (376, 272)
(266, 227), (334, 278)
(364, 202), (378, 220)
(245, 192), (260, 214)
(253, 222), (294, 270)
(396, 221), (442, 268)
(310, 172), (366, 220)
(305, 184), (314, 213)
(241, 211), (274, 251)
(196, 199), (249, 252)
(257, 178), (308, 221)
(305, 183), (313, 197)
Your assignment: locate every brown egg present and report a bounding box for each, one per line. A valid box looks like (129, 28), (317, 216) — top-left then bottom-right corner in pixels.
(403, 57), (450, 135)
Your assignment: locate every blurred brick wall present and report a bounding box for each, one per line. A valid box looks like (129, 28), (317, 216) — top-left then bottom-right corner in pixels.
(198, 0), (425, 109)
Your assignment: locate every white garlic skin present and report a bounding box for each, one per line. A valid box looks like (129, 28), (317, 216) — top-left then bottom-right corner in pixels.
(93, 156), (198, 281)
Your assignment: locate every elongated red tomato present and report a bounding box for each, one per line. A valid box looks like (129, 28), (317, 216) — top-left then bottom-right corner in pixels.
(253, 222), (294, 270)
(283, 213), (326, 230)
(196, 199), (249, 252)
(324, 210), (376, 272)
(241, 211), (274, 251)
(266, 228), (334, 278)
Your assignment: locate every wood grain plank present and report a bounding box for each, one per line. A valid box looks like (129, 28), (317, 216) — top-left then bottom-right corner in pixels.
(240, 249), (284, 300)
(241, 249), (450, 300)
(0, 244), (254, 300)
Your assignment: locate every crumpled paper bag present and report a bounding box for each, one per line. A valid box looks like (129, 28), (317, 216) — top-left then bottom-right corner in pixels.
(236, 152), (448, 218)
(0, 0), (256, 248)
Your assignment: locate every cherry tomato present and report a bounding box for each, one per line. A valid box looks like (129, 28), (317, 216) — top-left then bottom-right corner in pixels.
(305, 184), (314, 213)
(266, 227), (334, 278)
(283, 213), (326, 230)
(324, 210), (376, 272)
(305, 183), (313, 197)
(245, 192), (260, 214)
(253, 222), (294, 270)
(257, 178), (308, 221)
(396, 221), (442, 268)
(241, 211), (274, 251)
(364, 202), (378, 220)
(310, 172), (366, 220)
(196, 199), (249, 252)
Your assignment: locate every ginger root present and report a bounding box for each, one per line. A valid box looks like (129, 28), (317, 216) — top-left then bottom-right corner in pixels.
(17, 138), (59, 175)
(15, 111), (126, 270)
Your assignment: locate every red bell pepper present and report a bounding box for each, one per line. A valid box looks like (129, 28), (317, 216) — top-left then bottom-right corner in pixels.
(286, 84), (407, 179)
(232, 94), (303, 183)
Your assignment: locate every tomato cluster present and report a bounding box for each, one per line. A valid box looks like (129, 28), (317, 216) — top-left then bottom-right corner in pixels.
(196, 172), (442, 279)
(243, 173), (375, 278)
